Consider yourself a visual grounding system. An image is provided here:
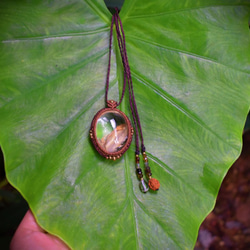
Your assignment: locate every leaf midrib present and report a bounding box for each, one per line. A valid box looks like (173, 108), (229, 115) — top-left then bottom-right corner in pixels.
(85, 0), (111, 24)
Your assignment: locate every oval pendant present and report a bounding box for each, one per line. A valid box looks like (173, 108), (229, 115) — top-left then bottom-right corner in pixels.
(90, 100), (133, 160)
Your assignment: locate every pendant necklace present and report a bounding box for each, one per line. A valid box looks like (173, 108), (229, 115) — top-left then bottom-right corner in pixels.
(90, 8), (160, 193)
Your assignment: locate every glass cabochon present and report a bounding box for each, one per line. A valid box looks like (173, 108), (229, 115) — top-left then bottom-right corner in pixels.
(95, 111), (128, 153)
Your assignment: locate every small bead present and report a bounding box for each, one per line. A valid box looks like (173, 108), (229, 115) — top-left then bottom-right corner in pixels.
(139, 178), (149, 193)
(145, 167), (152, 177)
(137, 173), (143, 179)
(136, 168), (143, 179)
(142, 152), (148, 162)
(136, 173), (143, 179)
(136, 168), (142, 175)
(135, 155), (140, 163)
(148, 178), (160, 191)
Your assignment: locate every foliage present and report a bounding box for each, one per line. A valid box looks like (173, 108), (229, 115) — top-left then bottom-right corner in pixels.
(0, 0), (249, 249)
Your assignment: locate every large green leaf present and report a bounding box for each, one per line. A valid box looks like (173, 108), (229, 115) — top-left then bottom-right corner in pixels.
(0, 0), (250, 249)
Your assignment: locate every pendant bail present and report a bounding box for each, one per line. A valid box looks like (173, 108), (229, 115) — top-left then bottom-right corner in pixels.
(107, 100), (118, 109)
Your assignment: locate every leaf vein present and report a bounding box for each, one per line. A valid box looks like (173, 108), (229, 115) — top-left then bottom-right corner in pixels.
(128, 36), (250, 75)
(124, 152), (140, 249)
(148, 153), (206, 199)
(84, 0), (110, 24)
(1, 28), (109, 43)
(126, 4), (249, 19)
(0, 49), (108, 109)
(131, 70), (239, 151)
(133, 198), (183, 248)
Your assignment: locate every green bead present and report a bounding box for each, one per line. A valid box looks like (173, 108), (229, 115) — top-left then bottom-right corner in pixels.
(139, 179), (149, 193)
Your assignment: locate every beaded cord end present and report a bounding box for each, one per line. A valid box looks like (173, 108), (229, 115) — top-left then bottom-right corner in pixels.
(135, 154), (149, 193)
(142, 152), (160, 191)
